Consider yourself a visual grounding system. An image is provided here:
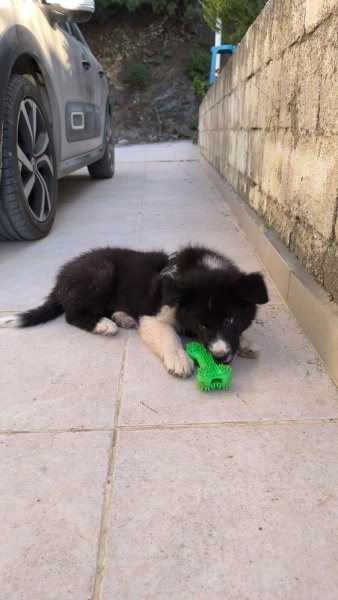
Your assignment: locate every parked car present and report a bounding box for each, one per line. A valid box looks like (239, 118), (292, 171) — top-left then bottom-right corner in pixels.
(0, 0), (114, 240)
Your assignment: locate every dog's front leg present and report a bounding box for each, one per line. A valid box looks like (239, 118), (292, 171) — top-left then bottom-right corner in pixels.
(138, 307), (194, 378)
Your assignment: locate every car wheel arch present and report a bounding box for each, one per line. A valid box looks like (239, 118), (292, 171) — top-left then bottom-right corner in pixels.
(2, 24), (62, 167)
(12, 58), (61, 167)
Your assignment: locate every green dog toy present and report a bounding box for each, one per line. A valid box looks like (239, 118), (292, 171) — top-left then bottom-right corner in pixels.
(186, 342), (232, 392)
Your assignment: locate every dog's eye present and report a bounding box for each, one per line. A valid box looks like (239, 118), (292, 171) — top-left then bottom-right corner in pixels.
(224, 317), (234, 326)
(199, 324), (206, 330)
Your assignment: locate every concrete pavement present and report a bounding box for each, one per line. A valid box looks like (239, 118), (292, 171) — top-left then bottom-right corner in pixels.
(0, 141), (337, 599)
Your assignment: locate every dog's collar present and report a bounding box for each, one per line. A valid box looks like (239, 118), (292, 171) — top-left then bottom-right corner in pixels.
(160, 251), (178, 279)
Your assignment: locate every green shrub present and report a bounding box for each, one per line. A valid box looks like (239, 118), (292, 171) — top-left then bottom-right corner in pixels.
(188, 120), (199, 130)
(192, 75), (210, 99)
(184, 49), (210, 81)
(197, 36), (212, 51)
(127, 64), (150, 89)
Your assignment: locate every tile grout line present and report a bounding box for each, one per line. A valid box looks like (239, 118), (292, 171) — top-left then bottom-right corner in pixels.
(117, 418), (338, 430)
(1, 417), (338, 437)
(92, 331), (129, 600)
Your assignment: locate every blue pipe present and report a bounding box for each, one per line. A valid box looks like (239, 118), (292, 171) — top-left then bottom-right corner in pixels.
(209, 45), (237, 84)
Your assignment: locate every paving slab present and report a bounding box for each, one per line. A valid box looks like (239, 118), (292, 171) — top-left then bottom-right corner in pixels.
(102, 425), (338, 600)
(0, 431), (111, 600)
(0, 141), (337, 599)
(1, 321), (126, 431)
(119, 305), (337, 427)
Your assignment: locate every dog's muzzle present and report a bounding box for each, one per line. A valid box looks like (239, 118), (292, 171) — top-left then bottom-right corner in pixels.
(208, 340), (235, 364)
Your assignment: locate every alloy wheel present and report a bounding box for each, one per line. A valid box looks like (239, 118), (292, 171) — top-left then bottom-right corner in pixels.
(17, 98), (55, 223)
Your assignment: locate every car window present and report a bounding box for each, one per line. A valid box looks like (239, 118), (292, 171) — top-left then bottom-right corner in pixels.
(58, 21), (88, 48)
(57, 21), (72, 35)
(57, 22), (85, 44)
(68, 23), (88, 46)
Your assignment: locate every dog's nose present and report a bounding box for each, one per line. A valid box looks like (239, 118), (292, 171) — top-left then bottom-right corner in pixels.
(209, 347), (234, 364)
(208, 340), (234, 364)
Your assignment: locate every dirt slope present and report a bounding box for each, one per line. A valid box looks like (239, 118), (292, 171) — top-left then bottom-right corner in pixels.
(82, 16), (213, 146)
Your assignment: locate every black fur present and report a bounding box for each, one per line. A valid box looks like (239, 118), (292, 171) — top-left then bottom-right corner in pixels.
(155, 246), (268, 362)
(19, 247), (168, 331)
(13, 244), (269, 367)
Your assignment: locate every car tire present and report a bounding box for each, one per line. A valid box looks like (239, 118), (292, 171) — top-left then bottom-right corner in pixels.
(0, 74), (57, 241)
(88, 109), (115, 179)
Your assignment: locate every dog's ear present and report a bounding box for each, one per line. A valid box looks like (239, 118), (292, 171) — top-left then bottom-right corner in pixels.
(162, 278), (191, 306)
(231, 272), (269, 304)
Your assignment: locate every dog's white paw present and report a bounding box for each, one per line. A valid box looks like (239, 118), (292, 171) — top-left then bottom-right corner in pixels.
(111, 311), (137, 329)
(93, 318), (118, 336)
(164, 350), (195, 378)
(238, 335), (259, 358)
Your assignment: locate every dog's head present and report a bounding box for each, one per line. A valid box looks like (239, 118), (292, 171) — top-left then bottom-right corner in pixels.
(162, 269), (269, 364)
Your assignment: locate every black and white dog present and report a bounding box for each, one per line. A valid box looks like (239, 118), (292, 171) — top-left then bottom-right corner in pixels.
(0, 244), (268, 377)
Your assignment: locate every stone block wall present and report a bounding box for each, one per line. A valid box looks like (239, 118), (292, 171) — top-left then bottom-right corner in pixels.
(199, 0), (338, 302)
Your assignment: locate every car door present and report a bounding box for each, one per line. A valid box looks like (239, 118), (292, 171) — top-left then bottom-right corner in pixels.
(55, 21), (107, 162)
(6, 0), (108, 165)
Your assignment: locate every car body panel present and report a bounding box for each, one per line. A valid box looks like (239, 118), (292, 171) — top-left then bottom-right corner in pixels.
(0, 0), (110, 178)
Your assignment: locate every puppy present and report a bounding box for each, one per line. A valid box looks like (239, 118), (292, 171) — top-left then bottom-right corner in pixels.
(0, 244), (268, 377)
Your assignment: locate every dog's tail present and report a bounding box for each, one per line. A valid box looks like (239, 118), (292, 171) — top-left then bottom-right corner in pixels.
(0, 297), (63, 328)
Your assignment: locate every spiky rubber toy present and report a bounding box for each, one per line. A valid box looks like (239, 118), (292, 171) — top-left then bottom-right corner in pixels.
(186, 342), (232, 392)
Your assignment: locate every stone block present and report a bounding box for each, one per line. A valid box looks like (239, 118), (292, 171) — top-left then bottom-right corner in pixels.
(305, 0), (337, 33)
(234, 88), (244, 129)
(269, 0), (306, 59)
(231, 49), (241, 90)
(220, 95), (230, 125)
(282, 0), (306, 49)
(229, 90), (240, 129)
(219, 159), (230, 184)
(220, 58), (234, 97)
(261, 131), (292, 201)
(324, 245), (338, 302)
(290, 223), (327, 281)
(208, 107), (216, 132)
(228, 130), (238, 169)
(286, 136), (338, 240)
(318, 15), (338, 134)
(247, 18), (261, 77)
(259, 0), (278, 66)
(216, 68), (226, 101)
(236, 130), (248, 174)
(220, 128), (231, 170)
(237, 172), (248, 201)
(246, 130), (265, 184)
(296, 33), (322, 134)
(255, 60), (282, 130)
(279, 44), (301, 130)
(232, 28), (253, 82)
(248, 184), (268, 216)
(243, 77), (259, 129)
(225, 165), (239, 190)
(264, 199), (294, 247)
